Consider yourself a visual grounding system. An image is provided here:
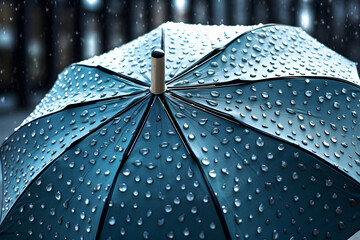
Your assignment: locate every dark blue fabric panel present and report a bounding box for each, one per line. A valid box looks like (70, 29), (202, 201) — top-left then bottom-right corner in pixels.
(167, 95), (360, 240)
(0, 98), (149, 239)
(172, 78), (360, 183)
(169, 26), (358, 88)
(100, 98), (227, 240)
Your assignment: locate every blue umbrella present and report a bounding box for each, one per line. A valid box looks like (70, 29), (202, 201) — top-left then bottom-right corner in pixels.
(0, 22), (359, 239)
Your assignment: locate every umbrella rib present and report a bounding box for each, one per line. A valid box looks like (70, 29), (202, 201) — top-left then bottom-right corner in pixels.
(158, 95), (232, 240)
(0, 93), (151, 225)
(61, 90), (150, 111)
(95, 94), (155, 240)
(166, 92), (239, 124)
(75, 63), (151, 87)
(2, 90), (149, 144)
(166, 23), (278, 85)
(165, 48), (223, 85)
(161, 24), (165, 50)
(167, 75), (360, 91)
(122, 94), (156, 161)
(167, 92), (360, 188)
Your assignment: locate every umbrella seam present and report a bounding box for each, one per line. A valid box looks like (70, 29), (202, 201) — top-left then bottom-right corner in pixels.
(95, 94), (155, 240)
(161, 25), (164, 51)
(75, 64), (151, 87)
(165, 23), (278, 85)
(166, 23), (359, 87)
(159, 95), (232, 240)
(167, 75), (360, 91)
(0, 91), (149, 145)
(166, 92), (360, 188)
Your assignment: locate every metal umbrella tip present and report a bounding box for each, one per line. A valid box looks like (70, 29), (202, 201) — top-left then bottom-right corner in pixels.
(151, 49), (165, 94)
(151, 49), (165, 58)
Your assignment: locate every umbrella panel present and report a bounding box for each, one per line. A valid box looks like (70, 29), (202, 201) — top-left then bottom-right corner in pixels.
(166, 95), (360, 239)
(163, 22), (256, 81)
(0, 97), (150, 239)
(0, 92), (148, 223)
(79, 27), (162, 85)
(99, 97), (227, 240)
(1, 22), (360, 240)
(22, 66), (147, 126)
(171, 78), (360, 183)
(169, 25), (359, 88)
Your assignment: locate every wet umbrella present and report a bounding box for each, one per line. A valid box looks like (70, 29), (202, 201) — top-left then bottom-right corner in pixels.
(1, 22), (360, 240)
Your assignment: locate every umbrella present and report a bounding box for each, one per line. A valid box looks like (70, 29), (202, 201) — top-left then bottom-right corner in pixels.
(1, 22), (360, 239)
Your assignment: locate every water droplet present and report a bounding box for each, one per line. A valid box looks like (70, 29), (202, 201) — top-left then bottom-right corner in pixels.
(234, 136), (242, 142)
(234, 198), (241, 207)
(326, 179), (333, 187)
(139, 148), (149, 156)
(175, 113), (185, 118)
(338, 221), (345, 230)
(165, 205), (173, 213)
(207, 69), (215, 75)
(201, 158), (210, 166)
(188, 134), (195, 140)
(160, 142), (169, 148)
(55, 191), (61, 200)
(261, 164), (269, 172)
(46, 184), (53, 192)
(210, 61), (218, 67)
(261, 92), (269, 98)
(146, 163), (157, 169)
(143, 132), (150, 140)
(199, 119), (208, 125)
(221, 55), (228, 63)
(209, 170), (216, 178)
(108, 216), (116, 225)
(258, 203), (264, 213)
(292, 172), (299, 180)
(252, 44), (262, 52)
(210, 91), (220, 98)
(272, 230), (279, 240)
(305, 90), (312, 97)
(119, 183), (127, 192)
(256, 137), (264, 147)
(186, 192), (195, 201)
(206, 99), (218, 106)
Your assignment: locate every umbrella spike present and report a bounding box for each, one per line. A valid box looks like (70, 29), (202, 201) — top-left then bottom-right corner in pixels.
(151, 49), (166, 94)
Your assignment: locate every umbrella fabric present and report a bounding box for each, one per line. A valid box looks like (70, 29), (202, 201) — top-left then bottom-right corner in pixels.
(1, 22), (360, 240)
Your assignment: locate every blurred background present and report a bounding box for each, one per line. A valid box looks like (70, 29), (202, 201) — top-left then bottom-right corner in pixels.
(0, 0), (360, 141)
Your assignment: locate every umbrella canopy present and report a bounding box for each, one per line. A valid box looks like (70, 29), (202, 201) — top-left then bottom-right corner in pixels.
(1, 22), (360, 240)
